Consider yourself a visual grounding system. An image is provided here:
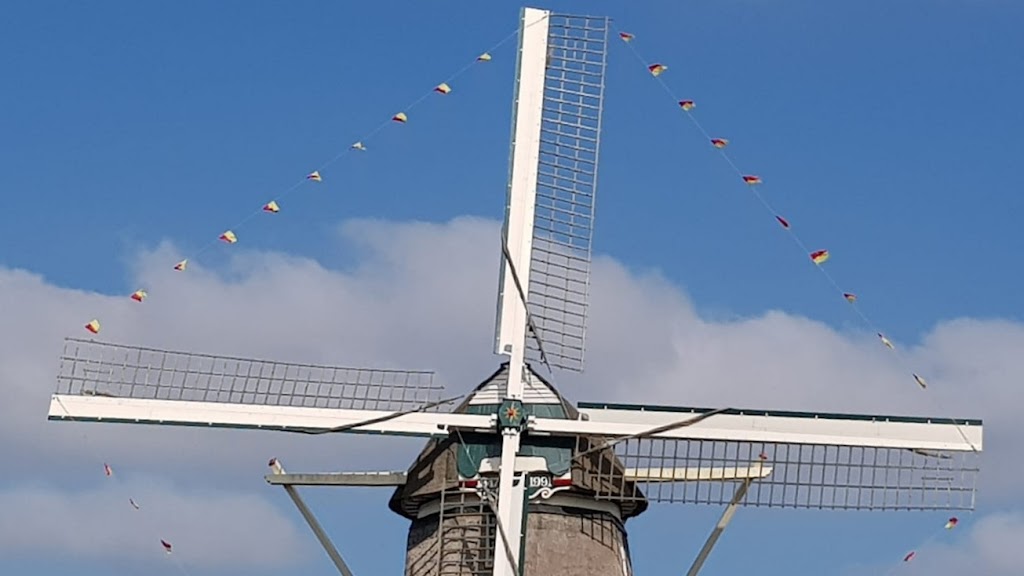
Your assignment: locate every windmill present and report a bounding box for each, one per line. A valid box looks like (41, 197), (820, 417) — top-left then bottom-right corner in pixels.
(47, 6), (983, 576)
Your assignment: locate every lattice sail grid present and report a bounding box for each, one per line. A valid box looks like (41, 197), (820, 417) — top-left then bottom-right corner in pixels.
(525, 13), (609, 372)
(575, 437), (979, 511)
(55, 338), (444, 412)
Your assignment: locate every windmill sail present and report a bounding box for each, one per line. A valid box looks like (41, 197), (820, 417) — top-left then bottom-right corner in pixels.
(494, 11), (609, 373)
(562, 402), (982, 511)
(47, 338), (487, 436)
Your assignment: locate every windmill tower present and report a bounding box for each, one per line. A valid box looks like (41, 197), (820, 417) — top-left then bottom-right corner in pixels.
(48, 6), (983, 576)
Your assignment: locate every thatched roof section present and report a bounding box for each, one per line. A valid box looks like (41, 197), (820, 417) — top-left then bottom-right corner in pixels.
(388, 363), (649, 520)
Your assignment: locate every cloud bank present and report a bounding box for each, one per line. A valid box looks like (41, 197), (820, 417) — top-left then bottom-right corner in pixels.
(1, 215), (1019, 574)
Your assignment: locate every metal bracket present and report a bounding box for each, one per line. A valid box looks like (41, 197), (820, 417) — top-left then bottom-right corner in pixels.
(685, 478), (754, 576)
(267, 458), (356, 576)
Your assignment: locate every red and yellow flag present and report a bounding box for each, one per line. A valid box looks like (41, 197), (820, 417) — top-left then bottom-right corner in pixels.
(618, 32), (634, 42)
(392, 112), (408, 123)
(843, 292), (857, 303)
(306, 171), (322, 182)
(130, 289), (147, 302)
(742, 175), (762, 185)
(810, 249), (830, 265)
(219, 230), (238, 244)
(648, 63), (667, 77)
(710, 138), (729, 149)
(85, 319), (101, 334)
(477, 53), (492, 62)
(678, 100), (695, 111)
(263, 201), (280, 213)
(173, 259), (187, 272)
(434, 83), (452, 95)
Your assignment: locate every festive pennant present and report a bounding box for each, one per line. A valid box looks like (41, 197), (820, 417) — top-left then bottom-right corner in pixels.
(129, 498), (140, 510)
(843, 292), (857, 303)
(742, 175), (762, 185)
(648, 63), (667, 77)
(775, 215), (790, 229)
(262, 201), (280, 213)
(173, 259), (187, 272)
(945, 517), (958, 529)
(878, 333), (895, 350)
(618, 32), (635, 42)
(351, 141), (366, 151)
(104, 463), (113, 476)
(434, 83), (452, 94)
(903, 551), (915, 562)
(810, 250), (830, 265)
(130, 290), (147, 303)
(678, 100), (695, 111)
(477, 52), (492, 61)
(161, 540), (173, 554)
(392, 112), (408, 123)
(710, 138), (729, 149)
(219, 230), (238, 244)
(306, 171), (322, 182)
(913, 374), (928, 389)
(85, 319), (100, 334)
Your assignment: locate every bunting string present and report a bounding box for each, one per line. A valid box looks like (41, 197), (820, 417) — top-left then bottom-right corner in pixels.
(52, 396), (194, 575)
(81, 21), (542, 339)
(67, 18), (551, 573)
(611, 25), (978, 567)
(884, 515), (961, 573)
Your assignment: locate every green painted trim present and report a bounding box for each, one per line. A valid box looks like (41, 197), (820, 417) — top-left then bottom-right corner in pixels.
(46, 415), (441, 438)
(575, 402), (983, 427)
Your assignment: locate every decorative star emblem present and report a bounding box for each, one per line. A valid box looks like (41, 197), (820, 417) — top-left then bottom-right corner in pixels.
(505, 406), (520, 421)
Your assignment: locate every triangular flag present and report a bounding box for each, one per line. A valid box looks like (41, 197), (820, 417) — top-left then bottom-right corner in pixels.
(810, 250), (830, 265)
(434, 83), (452, 94)
(878, 333), (895, 350)
(306, 171), (322, 182)
(913, 373), (928, 389)
(392, 112), (408, 123)
(85, 319), (100, 334)
(678, 100), (695, 111)
(477, 53), (492, 61)
(173, 259), (187, 271)
(742, 175), (762, 185)
(648, 63), (667, 77)
(618, 32), (635, 42)
(262, 201), (280, 213)
(710, 138), (729, 149)
(130, 289), (147, 302)
(219, 230), (237, 244)
(351, 141), (366, 151)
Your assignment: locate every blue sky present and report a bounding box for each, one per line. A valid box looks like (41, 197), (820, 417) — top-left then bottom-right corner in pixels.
(2, 1), (1023, 575)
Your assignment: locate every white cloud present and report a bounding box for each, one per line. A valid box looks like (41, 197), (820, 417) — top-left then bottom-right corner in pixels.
(0, 479), (313, 569)
(842, 509), (1024, 576)
(1, 215), (1021, 572)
